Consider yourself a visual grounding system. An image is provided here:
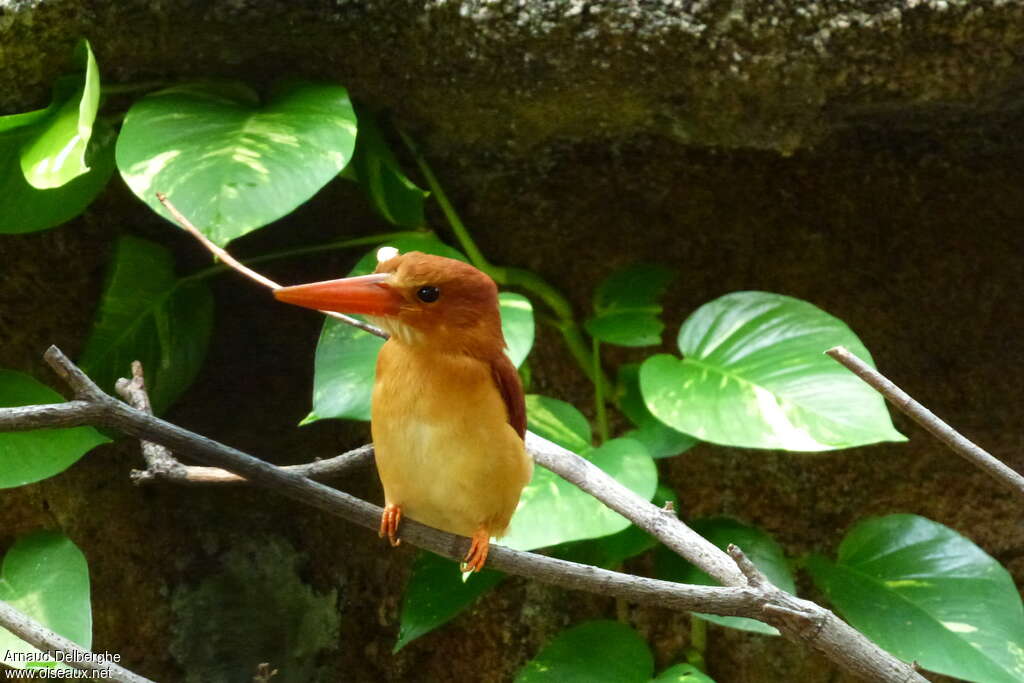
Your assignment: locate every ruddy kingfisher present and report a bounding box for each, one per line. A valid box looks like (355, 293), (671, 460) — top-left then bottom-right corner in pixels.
(274, 248), (532, 571)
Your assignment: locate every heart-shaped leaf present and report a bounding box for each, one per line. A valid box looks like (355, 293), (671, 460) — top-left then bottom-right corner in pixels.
(0, 372), (110, 488)
(79, 236), (214, 415)
(347, 107), (427, 228)
(0, 40), (112, 234)
(517, 620), (654, 683)
(806, 514), (1024, 683)
(501, 437), (657, 551)
(585, 264), (673, 347)
(0, 121), (115, 234)
(393, 551), (505, 652)
(523, 394), (592, 454)
(116, 80), (357, 246)
(640, 291), (906, 451)
(20, 40), (101, 189)
(0, 531), (91, 669)
(618, 364), (697, 458)
(657, 518), (795, 635)
(500, 293), (534, 368)
(551, 485), (676, 568)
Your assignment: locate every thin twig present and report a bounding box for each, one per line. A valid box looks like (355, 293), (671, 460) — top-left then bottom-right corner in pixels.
(155, 193), (387, 338)
(138, 444), (375, 485)
(115, 360), (188, 483)
(0, 600), (156, 683)
(0, 348), (925, 683)
(826, 346), (1024, 499)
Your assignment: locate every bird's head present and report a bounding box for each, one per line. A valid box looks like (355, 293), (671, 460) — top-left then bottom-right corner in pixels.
(274, 248), (506, 359)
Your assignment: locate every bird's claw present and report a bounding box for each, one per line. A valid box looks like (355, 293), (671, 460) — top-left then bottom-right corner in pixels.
(379, 504), (402, 547)
(460, 526), (490, 573)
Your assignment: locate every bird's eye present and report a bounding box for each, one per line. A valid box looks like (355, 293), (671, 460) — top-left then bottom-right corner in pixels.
(416, 286), (440, 303)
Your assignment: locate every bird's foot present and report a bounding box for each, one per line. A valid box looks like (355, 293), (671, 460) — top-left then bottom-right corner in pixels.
(379, 504), (402, 547)
(461, 526), (490, 573)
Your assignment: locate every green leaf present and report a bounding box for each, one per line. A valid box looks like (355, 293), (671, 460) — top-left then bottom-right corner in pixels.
(500, 293), (534, 368)
(651, 663), (716, 682)
(302, 234), (465, 424)
(585, 264), (673, 347)
(806, 514), (1024, 683)
(517, 620), (653, 683)
(394, 551), (505, 652)
(656, 518), (794, 635)
(0, 372), (109, 488)
(348, 107), (428, 227)
(640, 291), (906, 451)
(618, 364), (697, 459)
(523, 394), (592, 453)
(501, 437), (657, 551)
(551, 485), (676, 568)
(116, 80), (358, 246)
(0, 531), (91, 669)
(79, 236), (214, 415)
(0, 120), (115, 234)
(20, 40), (101, 189)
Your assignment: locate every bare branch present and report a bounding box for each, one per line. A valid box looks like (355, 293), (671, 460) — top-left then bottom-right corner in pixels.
(136, 444), (375, 485)
(826, 345), (1024, 499)
(156, 194), (387, 339)
(0, 349), (927, 683)
(528, 432), (745, 587)
(115, 360), (188, 483)
(0, 600), (156, 683)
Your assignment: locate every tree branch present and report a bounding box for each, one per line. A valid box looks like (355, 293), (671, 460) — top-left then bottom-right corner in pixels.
(0, 600), (156, 683)
(0, 348), (924, 683)
(826, 345), (1024, 499)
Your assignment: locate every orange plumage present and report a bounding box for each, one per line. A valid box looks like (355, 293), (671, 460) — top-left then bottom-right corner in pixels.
(275, 251), (532, 571)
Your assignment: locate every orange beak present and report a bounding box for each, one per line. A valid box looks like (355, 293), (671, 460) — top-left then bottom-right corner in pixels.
(273, 273), (403, 316)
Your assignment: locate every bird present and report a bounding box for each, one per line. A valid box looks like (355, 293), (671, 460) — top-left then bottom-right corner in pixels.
(273, 248), (532, 572)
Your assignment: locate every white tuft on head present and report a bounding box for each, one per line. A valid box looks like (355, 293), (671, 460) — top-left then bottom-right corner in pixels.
(376, 246), (400, 264)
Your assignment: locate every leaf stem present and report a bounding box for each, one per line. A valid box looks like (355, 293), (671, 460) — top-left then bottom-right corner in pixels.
(180, 230), (428, 283)
(397, 128), (492, 271)
(398, 128), (612, 391)
(593, 337), (609, 443)
(685, 615), (708, 671)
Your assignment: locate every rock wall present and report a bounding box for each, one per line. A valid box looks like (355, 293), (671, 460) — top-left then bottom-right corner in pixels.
(2, 2), (1022, 681)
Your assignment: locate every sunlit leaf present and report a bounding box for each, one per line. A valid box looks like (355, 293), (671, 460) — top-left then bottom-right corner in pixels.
(657, 518), (794, 635)
(501, 437), (657, 551)
(0, 372), (109, 488)
(393, 551), (505, 652)
(806, 514), (1024, 683)
(618, 364), (697, 458)
(20, 40), (100, 189)
(640, 291), (906, 451)
(79, 236), (213, 415)
(585, 264), (673, 347)
(116, 80), (357, 246)
(551, 485), (676, 568)
(0, 119), (115, 235)
(302, 234), (465, 424)
(0, 531), (91, 669)
(500, 293), (534, 368)
(517, 620), (653, 683)
(523, 394), (592, 453)
(348, 107), (427, 227)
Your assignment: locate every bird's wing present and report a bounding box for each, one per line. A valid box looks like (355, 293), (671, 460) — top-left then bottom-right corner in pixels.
(490, 353), (527, 439)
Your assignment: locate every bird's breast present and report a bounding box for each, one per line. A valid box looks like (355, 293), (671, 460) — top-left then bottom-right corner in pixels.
(370, 341), (531, 538)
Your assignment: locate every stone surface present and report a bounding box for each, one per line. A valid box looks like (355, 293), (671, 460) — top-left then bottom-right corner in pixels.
(1, 2), (1022, 682)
